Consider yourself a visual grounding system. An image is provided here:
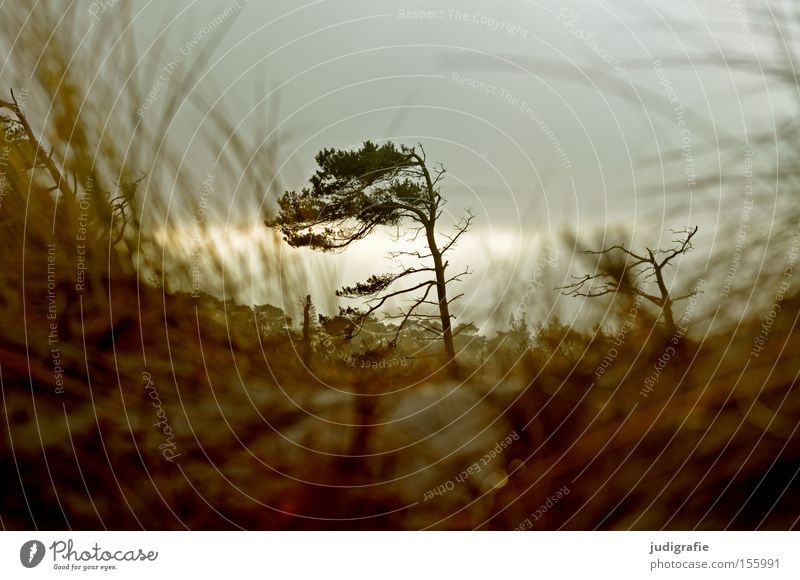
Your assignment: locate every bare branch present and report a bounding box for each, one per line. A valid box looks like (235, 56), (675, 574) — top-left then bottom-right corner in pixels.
(439, 209), (475, 255)
(447, 292), (465, 304)
(388, 283), (435, 343)
(415, 322), (442, 336)
(559, 273), (620, 298)
(560, 226), (700, 332)
(445, 266), (471, 285)
(657, 225), (699, 268)
(583, 243), (649, 264)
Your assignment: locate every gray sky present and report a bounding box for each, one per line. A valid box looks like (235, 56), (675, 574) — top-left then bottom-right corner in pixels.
(35, 0), (791, 325)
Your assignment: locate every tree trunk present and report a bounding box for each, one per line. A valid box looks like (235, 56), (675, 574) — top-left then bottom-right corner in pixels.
(653, 264), (676, 334)
(426, 226), (459, 377)
(661, 298), (676, 334)
(302, 294), (312, 365)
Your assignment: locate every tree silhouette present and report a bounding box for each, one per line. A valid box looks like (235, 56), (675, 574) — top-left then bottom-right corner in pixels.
(267, 141), (472, 376)
(560, 226), (701, 333)
(301, 294), (316, 366)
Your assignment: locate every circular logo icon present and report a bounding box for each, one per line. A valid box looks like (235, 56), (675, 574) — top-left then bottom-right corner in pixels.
(20, 540), (46, 568)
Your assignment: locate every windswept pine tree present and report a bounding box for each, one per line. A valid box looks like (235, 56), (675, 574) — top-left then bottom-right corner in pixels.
(267, 141), (473, 376)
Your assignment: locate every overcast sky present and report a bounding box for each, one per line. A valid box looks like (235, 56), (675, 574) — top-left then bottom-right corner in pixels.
(18, 0), (788, 325)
